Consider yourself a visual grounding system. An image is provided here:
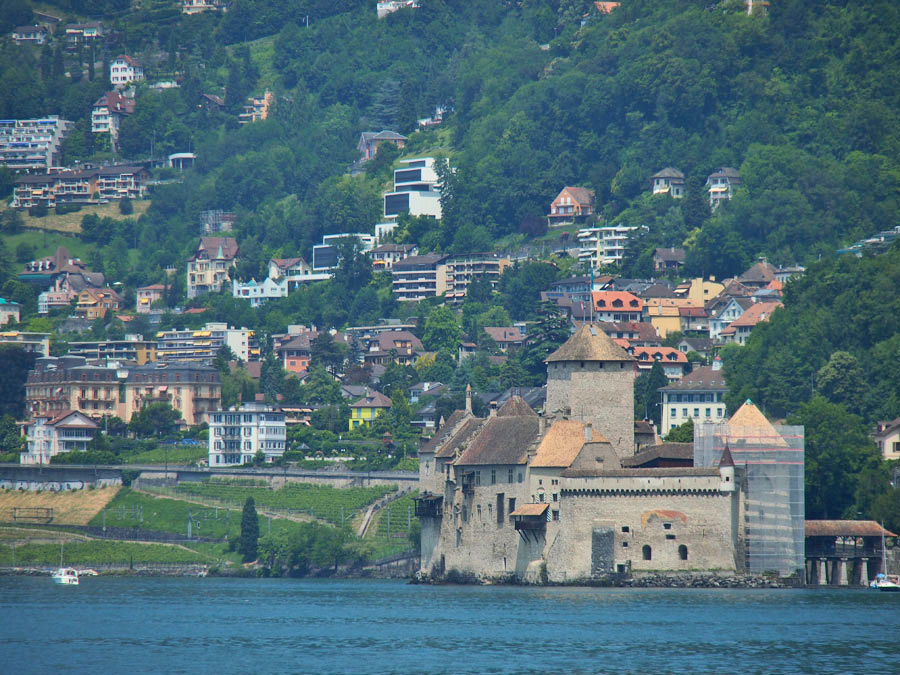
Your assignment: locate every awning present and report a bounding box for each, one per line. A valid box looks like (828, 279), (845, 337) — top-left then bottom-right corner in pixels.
(510, 503), (549, 517)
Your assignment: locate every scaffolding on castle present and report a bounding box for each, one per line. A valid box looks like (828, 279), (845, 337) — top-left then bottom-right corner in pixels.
(695, 420), (804, 577)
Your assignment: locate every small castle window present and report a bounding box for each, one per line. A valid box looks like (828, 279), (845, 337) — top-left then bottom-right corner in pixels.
(642, 545), (652, 561)
(621, 526), (629, 533)
(622, 542), (628, 548)
(663, 523), (672, 530)
(679, 545), (688, 561)
(666, 534), (676, 540)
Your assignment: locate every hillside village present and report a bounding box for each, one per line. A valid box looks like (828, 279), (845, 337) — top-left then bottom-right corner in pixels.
(0, 0), (898, 581)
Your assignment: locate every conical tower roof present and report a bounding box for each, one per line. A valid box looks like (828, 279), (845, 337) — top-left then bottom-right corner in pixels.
(546, 323), (633, 363)
(719, 445), (735, 468)
(727, 399), (788, 447)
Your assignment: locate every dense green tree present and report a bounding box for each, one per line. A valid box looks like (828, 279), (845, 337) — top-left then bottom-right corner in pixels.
(239, 496), (259, 563)
(128, 403), (182, 438)
(816, 351), (867, 416)
(0, 346), (37, 418)
(788, 396), (881, 520)
(664, 418), (694, 443)
(422, 306), (461, 354)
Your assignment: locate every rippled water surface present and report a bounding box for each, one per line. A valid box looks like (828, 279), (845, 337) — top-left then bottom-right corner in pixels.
(3, 577), (897, 673)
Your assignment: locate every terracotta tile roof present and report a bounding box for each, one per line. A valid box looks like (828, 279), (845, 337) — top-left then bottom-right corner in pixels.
(805, 521), (897, 538)
(592, 291), (643, 311)
(546, 324), (633, 363)
(531, 420), (591, 468)
(557, 186), (595, 207)
(729, 301), (781, 327)
(454, 416), (538, 466)
(630, 346), (687, 363)
(727, 400), (788, 447)
(660, 365), (727, 391)
(510, 503), (549, 517)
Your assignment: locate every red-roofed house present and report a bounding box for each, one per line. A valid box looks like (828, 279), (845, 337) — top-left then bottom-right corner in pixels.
(548, 186), (595, 226)
(75, 287), (123, 320)
(110, 55), (144, 85)
(22, 410), (98, 465)
(91, 91), (135, 150)
(720, 301), (782, 345)
(627, 346), (689, 380)
(592, 291), (643, 322)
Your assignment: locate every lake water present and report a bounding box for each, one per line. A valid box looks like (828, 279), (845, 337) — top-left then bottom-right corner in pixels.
(3, 577), (897, 674)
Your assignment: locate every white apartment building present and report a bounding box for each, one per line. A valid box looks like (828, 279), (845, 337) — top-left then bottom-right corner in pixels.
(208, 403), (286, 466)
(383, 157), (443, 221)
(22, 411), (98, 465)
(577, 225), (638, 267)
(0, 117), (73, 172)
(157, 322), (255, 362)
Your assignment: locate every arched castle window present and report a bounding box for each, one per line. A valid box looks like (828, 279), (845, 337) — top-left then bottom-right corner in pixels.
(642, 545), (652, 561)
(679, 545), (688, 561)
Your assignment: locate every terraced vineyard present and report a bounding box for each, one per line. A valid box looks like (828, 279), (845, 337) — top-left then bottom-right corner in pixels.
(90, 488), (297, 541)
(0, 540), (208, 565)
(169, 482), (397, 526)
(368, 491), (419, 559)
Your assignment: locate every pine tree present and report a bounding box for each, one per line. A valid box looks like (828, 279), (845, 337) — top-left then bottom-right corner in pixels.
(239, 497), (259, 562)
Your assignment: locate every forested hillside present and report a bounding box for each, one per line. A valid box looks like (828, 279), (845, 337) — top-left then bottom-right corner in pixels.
(1, 0), (899, 523)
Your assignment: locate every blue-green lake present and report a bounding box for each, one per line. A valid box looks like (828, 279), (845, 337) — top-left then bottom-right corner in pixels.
(2, 577), (897, 673)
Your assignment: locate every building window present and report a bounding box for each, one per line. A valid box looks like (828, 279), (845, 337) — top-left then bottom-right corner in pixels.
(663, 523), (672, 530)
(552, 493), (558, 502)
(671, 408), (677, 418)
(474, 471), (481, 486)
(682, 408), (688, 417)
(705, 408), (711, 417)
(642, 545), (652, 561)
(621, 526), (629, 533)
(679, 545), (688, 560)
(491, 469), (496, 485)
(552, 510), (559, 521)
(508, 468), (513, 483)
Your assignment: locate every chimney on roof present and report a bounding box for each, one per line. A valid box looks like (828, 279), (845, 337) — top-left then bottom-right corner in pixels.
(489, 400), (498, 417)
(465, 383), (472, 415)
(584, 422), (593, 442)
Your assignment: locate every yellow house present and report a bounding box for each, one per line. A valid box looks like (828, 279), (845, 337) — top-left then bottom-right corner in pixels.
(674, 277), (724, 307)
(349, 389), (392, 430)
(644, 302), (682, 338)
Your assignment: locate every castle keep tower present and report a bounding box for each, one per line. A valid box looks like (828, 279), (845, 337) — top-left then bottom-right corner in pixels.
(545, 323), (635, 458)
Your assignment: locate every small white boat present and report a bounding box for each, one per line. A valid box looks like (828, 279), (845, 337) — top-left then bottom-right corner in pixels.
(871, 573), (900, 592)
(51, 567), (79, 585)
(870, 525), (899, 592)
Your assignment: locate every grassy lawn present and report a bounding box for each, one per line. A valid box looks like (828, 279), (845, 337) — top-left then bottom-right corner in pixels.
(170, 482), (396, 525)
(0, 229), (93, 261)
(3, 200), (151, 234)
(122, 446), (207, 465)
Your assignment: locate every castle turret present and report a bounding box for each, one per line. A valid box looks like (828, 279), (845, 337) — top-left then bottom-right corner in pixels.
(545, 323), (634, 458)
(719, 444), (735, 491)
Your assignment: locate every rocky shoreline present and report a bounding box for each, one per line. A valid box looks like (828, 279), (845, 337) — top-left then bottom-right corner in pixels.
(413, 569), (801, 588)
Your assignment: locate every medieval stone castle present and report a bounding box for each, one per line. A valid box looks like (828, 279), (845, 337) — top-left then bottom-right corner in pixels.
(415, 324), (804, 583)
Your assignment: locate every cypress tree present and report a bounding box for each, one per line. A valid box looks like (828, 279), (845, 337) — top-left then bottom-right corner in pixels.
(239, 497), (259, 562)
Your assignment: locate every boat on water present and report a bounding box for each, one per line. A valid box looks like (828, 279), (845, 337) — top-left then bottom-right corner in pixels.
(870, 525), (899, 592)
(51, 568), (79, 585)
